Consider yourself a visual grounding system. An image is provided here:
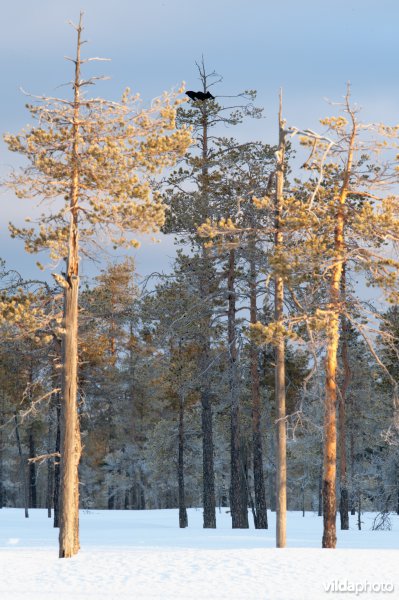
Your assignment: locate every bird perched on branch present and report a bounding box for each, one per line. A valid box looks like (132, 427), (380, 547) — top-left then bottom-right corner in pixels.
(186, 90), (215, 101)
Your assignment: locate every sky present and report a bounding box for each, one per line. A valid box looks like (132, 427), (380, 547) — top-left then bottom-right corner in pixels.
(1, 0), (399, 282)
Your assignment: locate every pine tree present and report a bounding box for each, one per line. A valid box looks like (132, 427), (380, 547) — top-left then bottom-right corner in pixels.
(165, 60), (261, 528)
(287, 88), (399, 547)
(4, 14), (191, 557)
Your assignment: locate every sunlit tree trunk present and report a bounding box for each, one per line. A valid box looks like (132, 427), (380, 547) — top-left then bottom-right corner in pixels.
(275, 93), (287, 548)
(322, 93), (356, 549)
(59, 17), (83, 558)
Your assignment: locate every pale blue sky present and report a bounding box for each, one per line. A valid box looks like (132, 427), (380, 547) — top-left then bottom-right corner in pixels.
(1, 0), (399, 281)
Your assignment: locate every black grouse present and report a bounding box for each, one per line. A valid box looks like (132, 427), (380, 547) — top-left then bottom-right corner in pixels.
(186, 90), (215, 101)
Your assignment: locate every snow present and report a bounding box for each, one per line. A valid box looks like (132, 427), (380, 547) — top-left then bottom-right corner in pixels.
(0, 508), (398, 599)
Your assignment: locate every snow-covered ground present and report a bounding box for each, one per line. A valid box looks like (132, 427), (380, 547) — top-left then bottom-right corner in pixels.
(0, 508), (398, 599)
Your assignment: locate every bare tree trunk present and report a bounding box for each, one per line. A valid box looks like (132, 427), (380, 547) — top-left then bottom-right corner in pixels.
(139, 473), (146, 510)
(46, 411), (53, 518)
(59, 16), (83, 558)
(268, 426), (276, 512)
(201, 384), (216, 528)
(53, 398), (61, 528)
(107, 412), (115, 510)
(108, 487), (115, 510)
(47, 461), (53, 518)
(197, 66), (217, 529)
(228, 249), (249, 529)
(322, 386), (338, 547)
(14, 414), (29, 518)
(59, 274), (81, 556)
(198, 252), (216, 529)
(349, 427), (356, 515)
(339, 274), (350, 530)
(275, 93), (287, 548)
(28, 428), (37, 509)
(178, 392), (188, 528)
(318, 463), (323, 517)
(240, 441), (250, 520)
(322, 258), (340, 548)
(249, 245), (268, 529)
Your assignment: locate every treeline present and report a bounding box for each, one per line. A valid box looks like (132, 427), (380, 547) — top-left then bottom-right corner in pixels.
(1, 19), (399, 556)
(0, 237), (398, 532)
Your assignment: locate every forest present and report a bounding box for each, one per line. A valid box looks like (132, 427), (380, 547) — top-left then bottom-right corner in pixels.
(1, 13), (399, 563)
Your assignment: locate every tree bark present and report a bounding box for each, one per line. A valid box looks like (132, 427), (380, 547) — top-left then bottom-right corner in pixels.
(45, 402), (54, 518)
(338, 288), (351, 530)
(28, 428), (37, 509)
(14, 414), (29, 518)
(59, 275), (81, 556)
(59, 16), (83, 558)
(349, 427), (356, 515)
(201, 386), (216, 528)
(108, 487), (115, 510)
(249, 244), (268, 529)
(47, 461), (53, 518)
(53, 398), (61, 528)
(197, 68), (216, 529)
(318, 463), (323, 517)
(322, 232), (341, 548)
(178, 391), (188, 528)
(275, 92), (287, 548)
(339, 267), (350, 530)
(228, 249), (249, 529)
(198, 258), (216, 529)
(268, 426), (276, 512)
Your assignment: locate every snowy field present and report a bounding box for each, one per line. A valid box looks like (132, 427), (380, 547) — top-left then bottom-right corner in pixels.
(0, 508), (398, 600)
